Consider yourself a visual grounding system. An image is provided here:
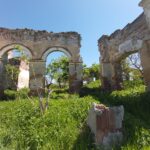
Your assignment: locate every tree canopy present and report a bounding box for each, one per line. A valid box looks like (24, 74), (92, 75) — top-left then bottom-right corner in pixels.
(46, 56), (69, 88)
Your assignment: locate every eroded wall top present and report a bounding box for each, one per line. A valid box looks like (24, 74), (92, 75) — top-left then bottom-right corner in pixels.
(98, 13), (150, 62)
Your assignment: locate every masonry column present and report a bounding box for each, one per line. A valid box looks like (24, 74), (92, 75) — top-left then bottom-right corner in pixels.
(140, 0), (150, 91)
(140, 41), (150, 91)
(29, 59), (45, 96)
(0, 58), (4, 98)
(100, 60), (112, 91)
(98, 36), (113, 91)
(69, 62), (83, 93)
(111, 62), (123, 90)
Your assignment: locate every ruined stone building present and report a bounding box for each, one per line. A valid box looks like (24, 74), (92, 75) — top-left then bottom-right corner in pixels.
(0, 0), (150, 98)
(0, 29), (82, 97)
(98, 0), (150, 91)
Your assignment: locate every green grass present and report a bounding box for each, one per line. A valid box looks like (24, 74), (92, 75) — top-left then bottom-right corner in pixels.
(0, 96), (97, 150)
(0, 80), (150, 150)
(80, 80), (150, 149)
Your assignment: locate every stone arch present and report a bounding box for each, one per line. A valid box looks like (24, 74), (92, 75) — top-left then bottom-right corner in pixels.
(42, 47), (72, 61)
(0, 43), (33, 59)
(111, 40), (144, 90)
(99, 39), (145, 91)
(41, 47), (83, 93)
(118, 40), (143, 61)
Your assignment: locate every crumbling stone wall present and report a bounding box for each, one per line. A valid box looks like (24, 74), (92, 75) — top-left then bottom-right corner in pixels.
(98, 0), (150, 91)
(0, 28), (82, 97)
(3, 51), (29, 90)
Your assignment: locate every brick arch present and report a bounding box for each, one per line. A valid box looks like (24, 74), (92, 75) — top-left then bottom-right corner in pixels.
(0, 43), (33, 59)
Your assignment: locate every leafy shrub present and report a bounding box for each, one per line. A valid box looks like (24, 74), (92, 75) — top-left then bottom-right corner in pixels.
(16, 88), (30, 99)
(4, 88), (30, 100)
(4, 89), (17, 100)
(123, 79), (144, 89)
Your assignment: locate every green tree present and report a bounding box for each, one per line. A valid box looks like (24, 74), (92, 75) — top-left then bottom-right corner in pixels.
(89, 63), (100, 80)
(128, 53), (143, 78)
(122, 59), (131, 81)
(46, 56), (69, 88)
(83, 63), (100, 83)
(122, 53), (143, 81)
(83, 64), (90, 82)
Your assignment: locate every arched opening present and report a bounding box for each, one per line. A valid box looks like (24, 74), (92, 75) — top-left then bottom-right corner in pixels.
(121, 51), (144, 88)
(122, 53), (143, 80)
(40, 47), (83, 94)
(43, 48), (71, 90)
(0, 44), (32, 91)
(42, 47), (71, 61)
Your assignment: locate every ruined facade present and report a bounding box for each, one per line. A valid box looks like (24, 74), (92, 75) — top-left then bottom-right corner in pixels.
(98, 0), (150, 91)
(0, 28), (82, 97)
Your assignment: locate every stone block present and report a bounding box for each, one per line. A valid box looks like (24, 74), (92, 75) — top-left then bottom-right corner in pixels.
(87, 103), (124, 149)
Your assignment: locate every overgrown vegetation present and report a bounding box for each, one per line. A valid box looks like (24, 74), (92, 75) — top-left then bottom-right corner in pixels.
(0, 80), (150, 150)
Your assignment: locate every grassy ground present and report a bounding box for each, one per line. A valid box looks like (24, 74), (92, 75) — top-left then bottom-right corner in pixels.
(0, 80), (150, 150)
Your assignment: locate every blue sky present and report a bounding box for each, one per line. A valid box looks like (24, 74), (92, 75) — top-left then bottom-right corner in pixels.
(0, 0), (142, 66)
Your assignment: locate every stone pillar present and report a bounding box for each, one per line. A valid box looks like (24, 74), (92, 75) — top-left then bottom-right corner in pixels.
(69, 62), (83, 93)
(0, 58), (4, 98)
(111, 62), (123, 90)
(140, 0), (150, 29)
(29, 59), (45, 96)
(100, 61), (112, 91)
(98, 37), (112, 91)
(140, 1), (150, 91)
(140, 41), (150, 91)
